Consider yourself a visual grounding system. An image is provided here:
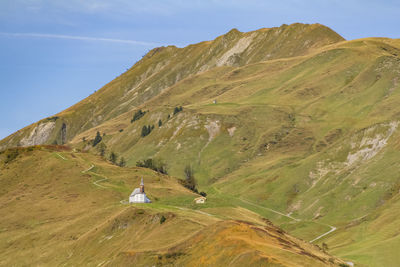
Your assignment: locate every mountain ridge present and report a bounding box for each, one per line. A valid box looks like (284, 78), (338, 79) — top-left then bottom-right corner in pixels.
(0, 22), (344, 150)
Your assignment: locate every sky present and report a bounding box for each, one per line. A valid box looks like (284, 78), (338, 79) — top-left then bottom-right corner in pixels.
(0, 0), (399, 140)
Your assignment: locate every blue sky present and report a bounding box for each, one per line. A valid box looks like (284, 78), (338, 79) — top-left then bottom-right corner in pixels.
(0, 0), (399, 140)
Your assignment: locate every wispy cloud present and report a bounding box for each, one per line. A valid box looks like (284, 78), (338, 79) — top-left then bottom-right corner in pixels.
(0, 32), (158, 46)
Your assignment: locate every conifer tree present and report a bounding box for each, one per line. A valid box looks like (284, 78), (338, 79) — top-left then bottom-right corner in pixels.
(93, 131), (102, 147)
(97, 142), (107, 157)
(118, 157), (126, 167)
(109, 151), (118, 164)
(183, 165), (197, 191)
(141, 126), (148, 137)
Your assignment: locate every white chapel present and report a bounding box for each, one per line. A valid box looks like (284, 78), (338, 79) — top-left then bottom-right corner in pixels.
(129, 177), (151, 203)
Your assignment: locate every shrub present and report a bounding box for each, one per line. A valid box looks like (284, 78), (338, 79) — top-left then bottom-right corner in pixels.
(164, 252), (185, 259)
(4, 149), (19, 164)
(322, 242), (329, 252)
(160, 215), (166, 224)
(199, 191), (207, 197)
(46, 116), (59, 122)
(158, 119), (162, 127)
(93, 131), (102, 147)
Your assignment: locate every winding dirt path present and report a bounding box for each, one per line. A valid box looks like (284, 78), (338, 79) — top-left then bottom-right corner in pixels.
(241, 197), (337, 242)
(174, 206), (215, 217)
(212, 186), (337, 243)
(92, 177), (108, 189)
(81, 164), (94, 173)
(83, 165), (109, 189)
(55, 152), (67, 160)
(241, 198), (337, 242)
(309, 225), (337, 243)
(239, 198), (301, 222)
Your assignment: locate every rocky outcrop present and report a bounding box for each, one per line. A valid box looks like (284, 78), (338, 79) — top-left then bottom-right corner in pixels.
(19, 122), (56, 146)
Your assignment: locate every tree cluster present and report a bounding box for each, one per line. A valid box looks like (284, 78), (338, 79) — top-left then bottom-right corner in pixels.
(173, 106), (183, 115)
(180, 165), (198, 193)
(96, 142), (107, 157)
(108, 151), (126, 167)
(136, 158), (168, 174)
(141, 125), (154, 137)
(183, 165), (196, 191)
(131, 109), (146, 123)
(179, 165), (206, 196)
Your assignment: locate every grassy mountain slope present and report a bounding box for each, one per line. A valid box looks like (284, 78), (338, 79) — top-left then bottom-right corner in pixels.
(64, 37), (400, 266)
(0, 146), (345, 266)
(2, 23), (400, 266)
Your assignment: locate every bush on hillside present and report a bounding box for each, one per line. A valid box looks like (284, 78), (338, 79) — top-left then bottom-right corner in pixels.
(158, 119), (162, 127)
(3, 149), (19, 164)
(160, 215), (166, 224)
(322, 242), (329, 252)
(199, 191), (207, 197)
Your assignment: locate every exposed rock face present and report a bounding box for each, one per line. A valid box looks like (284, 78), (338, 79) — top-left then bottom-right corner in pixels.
(346, 121), (398, 166)
(308, 121), (399, 190)
(61, 123), (67, 144)
(216, 34), (256, 66)
(227, 126), (237, 137)
(20, 122), (56, 146)
(205, 119), (221, 142)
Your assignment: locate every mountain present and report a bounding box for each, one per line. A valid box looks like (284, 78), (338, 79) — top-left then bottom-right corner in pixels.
(2, 22), (400, 266)
(0, 23), (343, 149)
